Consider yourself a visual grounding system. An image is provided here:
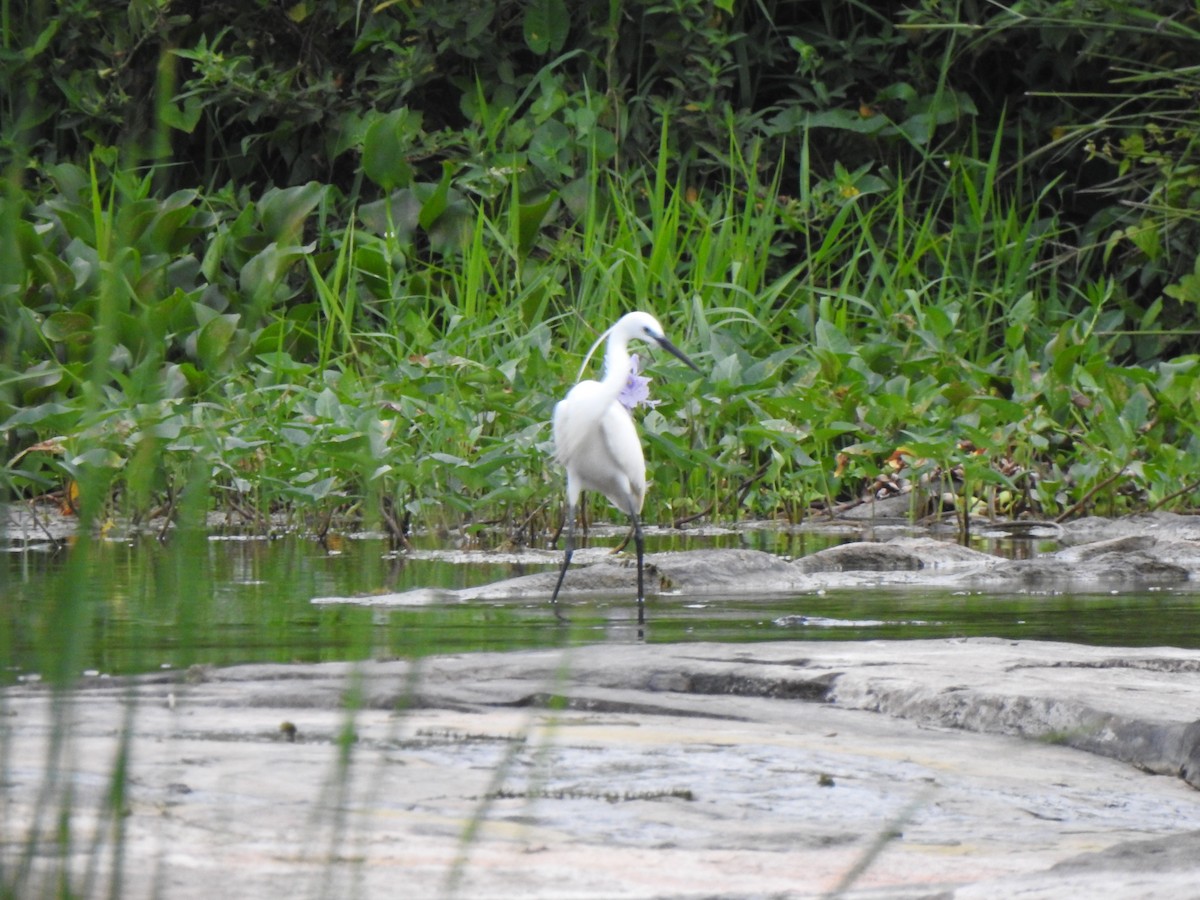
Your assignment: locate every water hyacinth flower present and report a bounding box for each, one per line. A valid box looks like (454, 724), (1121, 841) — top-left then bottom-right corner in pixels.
(617, 353), (661, 412)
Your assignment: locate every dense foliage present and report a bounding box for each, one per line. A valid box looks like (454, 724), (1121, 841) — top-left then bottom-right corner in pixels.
(3, 0), (1200, 537)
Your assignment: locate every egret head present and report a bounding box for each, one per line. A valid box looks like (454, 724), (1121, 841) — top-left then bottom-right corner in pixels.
(577, 311), (702, 382)
(614, 311), (667, 346)
(618, 312), (702, 374)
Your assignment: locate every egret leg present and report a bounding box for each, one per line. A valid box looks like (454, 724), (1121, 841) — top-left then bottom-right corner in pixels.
(550, 506), (575, 622)
(632, 512), (645, 625)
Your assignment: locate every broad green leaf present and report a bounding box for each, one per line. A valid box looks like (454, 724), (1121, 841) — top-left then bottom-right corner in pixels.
(362, 109), (417, 191)
(148, 416), (186, 440)
(523, 0), (569, 55)
(803, 108), (887, 134)
(2, 400), (74, 428)
(161, 97), (202, 134)
(517, 193), (556, 257)
(70, 448), (125, 469)
(239, 241), (315, 300)
(281, 426), (312, 447)
(359, 190), (422, 242)
(259, 182), (326, 245)
(314, 387), (342, 420)
(1164, 254), (1200, 305)
(257, 351), (311, 374)
(195, 313), (241, 370)
(710, 353), (743, 386)
(42, 311), (95, 343)
(295, 475), (337, 500)
(814, 319), (853, 356)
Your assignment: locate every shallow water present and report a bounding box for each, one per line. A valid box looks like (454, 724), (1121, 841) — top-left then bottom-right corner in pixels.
(5, 525), (1200, 682)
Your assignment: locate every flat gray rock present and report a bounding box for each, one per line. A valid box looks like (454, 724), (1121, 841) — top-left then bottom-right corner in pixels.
(6, 639), (1200, 898)
(319, 526), (1200, 607)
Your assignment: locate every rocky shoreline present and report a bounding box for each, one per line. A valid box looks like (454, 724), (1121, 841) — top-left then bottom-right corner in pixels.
(315, 512), (1200, 606)
(6, 511), (1200, 897)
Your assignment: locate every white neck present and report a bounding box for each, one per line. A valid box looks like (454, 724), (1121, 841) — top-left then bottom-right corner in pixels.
(602, 338), (632, 392)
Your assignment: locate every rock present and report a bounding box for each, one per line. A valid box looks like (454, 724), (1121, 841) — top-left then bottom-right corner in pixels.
(1051, 829), (1200, 874)
(794, 539), (926, 572)
(324, 528), (1200, 607)
(830, 493), (922, 520)
(321, 549), (812, 606)
(975, 535), (1200, 587)
(463, 547), (803, 599)
(6, 639), (1200, 898)
(499, 532), (1200, 599)
(793, 537), (998, 573)
(1058, 512), (1200, 545)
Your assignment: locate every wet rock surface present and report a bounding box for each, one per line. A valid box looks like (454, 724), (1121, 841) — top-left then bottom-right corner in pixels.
(317, 511), (1200, 607)
(10, 510), (1200, 896)
(6, 639), (1200, 898)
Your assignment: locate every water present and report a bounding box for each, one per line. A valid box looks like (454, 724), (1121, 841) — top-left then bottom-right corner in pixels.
(6, 526), (1200, 682)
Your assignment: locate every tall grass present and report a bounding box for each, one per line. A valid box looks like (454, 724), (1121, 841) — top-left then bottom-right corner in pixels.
(7, 116), (1200, 541)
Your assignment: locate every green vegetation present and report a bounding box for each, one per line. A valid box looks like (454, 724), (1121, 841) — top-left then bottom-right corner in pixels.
(11, 4), (1200, 896)
(5, 0), (1200, 542)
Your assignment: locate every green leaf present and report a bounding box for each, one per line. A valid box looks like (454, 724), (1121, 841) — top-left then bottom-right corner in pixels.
(24, 21), (60, 60)
(523, 0), (569, 55)
(239, 241), (315, 301)
(161, 97), (202, 134)
(257, 351), (311, 374)
(516, 193), (556, 257)
(195, 313), (241, 370)
(42, 311), (95, 343)
(359, 190), (422, 243)
(710, 353), (744, 386)
(814, 319), (853, 356)
(2, 401), (74, 428)
(70, 448), (125, 469)
(362, 109), (417, 191)
(281, 426), (313, 447)
(922, 304), (955, 340)
(259, 183), (327, 246)
(419, 161), (456, 231)
(817, 109), (889, 134)
(1164, 254), (1200, 305)
(314, 387), (342, 420)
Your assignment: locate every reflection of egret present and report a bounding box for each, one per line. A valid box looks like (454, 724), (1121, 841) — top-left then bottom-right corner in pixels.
(549, 312), (701, 624)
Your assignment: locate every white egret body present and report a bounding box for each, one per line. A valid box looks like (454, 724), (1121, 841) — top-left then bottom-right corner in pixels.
(550, 311), (700, 624)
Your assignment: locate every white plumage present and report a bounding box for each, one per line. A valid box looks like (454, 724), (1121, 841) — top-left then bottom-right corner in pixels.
(549, 311), (700, 624)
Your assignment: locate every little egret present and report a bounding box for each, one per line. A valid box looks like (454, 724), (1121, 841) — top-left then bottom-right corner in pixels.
(549, 311), (701, 624)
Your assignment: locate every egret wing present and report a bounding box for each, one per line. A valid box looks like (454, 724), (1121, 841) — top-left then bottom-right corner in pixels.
(596, 400), (646, 513)
(552, 380), (609, 469)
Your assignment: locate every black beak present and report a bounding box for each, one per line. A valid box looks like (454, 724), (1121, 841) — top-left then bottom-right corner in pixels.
(654, 335), (703, 374)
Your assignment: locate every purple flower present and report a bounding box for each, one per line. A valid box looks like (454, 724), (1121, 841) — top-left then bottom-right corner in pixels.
(617, 353), (661, 412)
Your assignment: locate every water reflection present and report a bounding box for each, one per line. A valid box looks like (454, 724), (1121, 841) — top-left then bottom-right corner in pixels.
(4, 528), (1200, 681)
